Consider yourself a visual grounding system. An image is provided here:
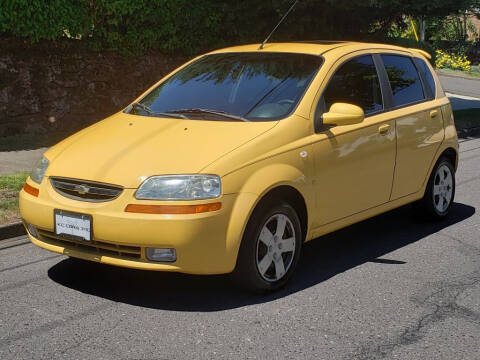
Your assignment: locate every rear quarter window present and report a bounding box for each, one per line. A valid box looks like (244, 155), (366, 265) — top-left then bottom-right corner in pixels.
(413, 57), (436, 100)
(381, 54), (425, 107)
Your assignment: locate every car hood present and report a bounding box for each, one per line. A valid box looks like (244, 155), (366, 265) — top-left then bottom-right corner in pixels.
(45, 113), (277, 188)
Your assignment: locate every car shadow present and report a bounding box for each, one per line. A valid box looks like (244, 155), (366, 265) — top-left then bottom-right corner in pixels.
(458, 126), (480, 140)
(48, 202), (475, 311)
(449, 97), (480, 112)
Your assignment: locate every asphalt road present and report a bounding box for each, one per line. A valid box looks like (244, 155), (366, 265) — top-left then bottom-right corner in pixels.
(438, 72), (480, 99)
(1, 137), (480, 360)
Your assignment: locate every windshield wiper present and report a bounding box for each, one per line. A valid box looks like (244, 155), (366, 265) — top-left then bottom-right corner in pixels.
(130, 102), (187, 119)
(167, 108), (249, 122)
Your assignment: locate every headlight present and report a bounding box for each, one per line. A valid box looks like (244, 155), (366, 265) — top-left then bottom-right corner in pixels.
(30, 156), (50, 184)
(135, 175), (221, 200)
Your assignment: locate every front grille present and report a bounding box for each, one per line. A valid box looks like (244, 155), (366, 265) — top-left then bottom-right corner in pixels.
(37, 229), (141, 260)
(50, 177), (123, 202)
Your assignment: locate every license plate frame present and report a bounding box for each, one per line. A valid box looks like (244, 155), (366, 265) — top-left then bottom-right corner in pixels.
(54, 209), (93, 242)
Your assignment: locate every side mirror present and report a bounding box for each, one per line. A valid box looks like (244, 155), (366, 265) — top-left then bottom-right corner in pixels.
(322, 103), (364, 126)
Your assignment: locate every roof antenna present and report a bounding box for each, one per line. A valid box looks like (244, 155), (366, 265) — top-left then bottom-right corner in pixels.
(258, 0), (299, 50)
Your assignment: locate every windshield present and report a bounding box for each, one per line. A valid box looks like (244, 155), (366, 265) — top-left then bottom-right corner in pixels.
(130, 52), (322, 121)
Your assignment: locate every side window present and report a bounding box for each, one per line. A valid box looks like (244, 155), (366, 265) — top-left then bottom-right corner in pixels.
(413, 57), (436, 100)
(323, 55), (383, 115)
(381, 55), (425, 107)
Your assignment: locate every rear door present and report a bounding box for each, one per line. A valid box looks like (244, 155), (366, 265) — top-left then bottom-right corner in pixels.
(380, 54), (444, 199)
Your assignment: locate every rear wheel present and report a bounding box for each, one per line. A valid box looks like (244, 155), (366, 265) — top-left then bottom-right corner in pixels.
(421, 157), (455, 219)
(233, 200), (302, 292)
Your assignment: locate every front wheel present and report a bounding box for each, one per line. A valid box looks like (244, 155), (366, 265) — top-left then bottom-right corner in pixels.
(421, 157), (456, 219)
(233, 200), (303, 292)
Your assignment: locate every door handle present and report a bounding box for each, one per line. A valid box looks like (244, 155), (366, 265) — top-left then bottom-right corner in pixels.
(378, 124), (390, 135)
(430, 110), (438, 118)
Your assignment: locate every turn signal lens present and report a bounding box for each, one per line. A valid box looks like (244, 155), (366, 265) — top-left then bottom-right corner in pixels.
(125, 202), (222, 214)
(23, 183), (39, 197)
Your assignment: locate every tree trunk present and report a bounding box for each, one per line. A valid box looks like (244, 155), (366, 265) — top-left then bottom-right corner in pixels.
(419, 16), (426, 42)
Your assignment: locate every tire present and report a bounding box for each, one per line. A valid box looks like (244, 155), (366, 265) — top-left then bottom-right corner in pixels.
(233, 199), (303, 293)
(420, 156), (456, 219)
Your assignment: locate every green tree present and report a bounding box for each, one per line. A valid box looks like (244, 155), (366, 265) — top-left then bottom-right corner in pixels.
(1, 0), (479, 53)
(366, 0), (480, 40)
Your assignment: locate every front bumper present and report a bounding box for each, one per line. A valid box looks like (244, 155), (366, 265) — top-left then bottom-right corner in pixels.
(20, 177), (247, 274)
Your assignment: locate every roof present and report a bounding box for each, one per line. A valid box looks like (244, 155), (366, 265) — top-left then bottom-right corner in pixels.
(210, 41), (428, 59)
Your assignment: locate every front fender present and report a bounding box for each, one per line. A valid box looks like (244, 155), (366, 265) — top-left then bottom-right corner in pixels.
(236, 163), (308, 197)
(222, 160), (314, 266)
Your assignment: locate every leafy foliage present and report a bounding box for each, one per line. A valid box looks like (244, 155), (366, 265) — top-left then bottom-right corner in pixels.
(86, 0), (221, 53)
(435, 49), (471, 71)
(367, 0), (480, 18)
(0, 0), (90, 41)
(0, 0), (479, 53)
(431, 15), (479, 43)
(0, 0), (221, 53)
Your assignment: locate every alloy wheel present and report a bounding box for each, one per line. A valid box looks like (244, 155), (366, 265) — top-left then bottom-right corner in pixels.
(433, 164), (453, 213)
(255, 214), (296, 282)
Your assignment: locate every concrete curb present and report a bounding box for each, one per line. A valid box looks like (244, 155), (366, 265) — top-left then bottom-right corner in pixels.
(0, 222), (26, 241)
(447, 92), (480, 101)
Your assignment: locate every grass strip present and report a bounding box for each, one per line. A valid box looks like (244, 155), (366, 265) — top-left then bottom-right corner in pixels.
(0, 172), (29, 225)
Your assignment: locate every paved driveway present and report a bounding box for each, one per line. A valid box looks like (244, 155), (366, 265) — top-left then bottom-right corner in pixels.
(1, 137), (479, 359)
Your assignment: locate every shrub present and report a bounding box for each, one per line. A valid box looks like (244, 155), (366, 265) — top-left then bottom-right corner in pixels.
(0, 0), (222, 54)
(86, 0), (222, 54)
(2, 0), (460, 55)
(435, 49), (471, 72)
(0, 0), (90, 41)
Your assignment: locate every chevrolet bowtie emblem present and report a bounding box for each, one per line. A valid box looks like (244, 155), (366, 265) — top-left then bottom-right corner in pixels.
(74, 184), (90, 195)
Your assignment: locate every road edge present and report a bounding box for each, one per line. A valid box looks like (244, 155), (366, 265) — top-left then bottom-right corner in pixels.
(437, 69), (480, 81)
(0, 221), (26, 240)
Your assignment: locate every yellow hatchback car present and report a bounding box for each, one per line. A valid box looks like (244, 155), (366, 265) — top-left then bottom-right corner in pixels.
(20, 41), (458, 291)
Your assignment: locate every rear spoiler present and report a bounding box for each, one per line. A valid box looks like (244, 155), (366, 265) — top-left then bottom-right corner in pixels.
(408, 48), (432, 60)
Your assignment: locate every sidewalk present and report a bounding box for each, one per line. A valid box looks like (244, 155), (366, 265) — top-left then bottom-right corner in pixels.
(0, 147), (47, 175)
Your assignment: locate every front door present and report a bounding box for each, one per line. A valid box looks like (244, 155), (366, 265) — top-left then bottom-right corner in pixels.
(311, 54), (396, 227)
